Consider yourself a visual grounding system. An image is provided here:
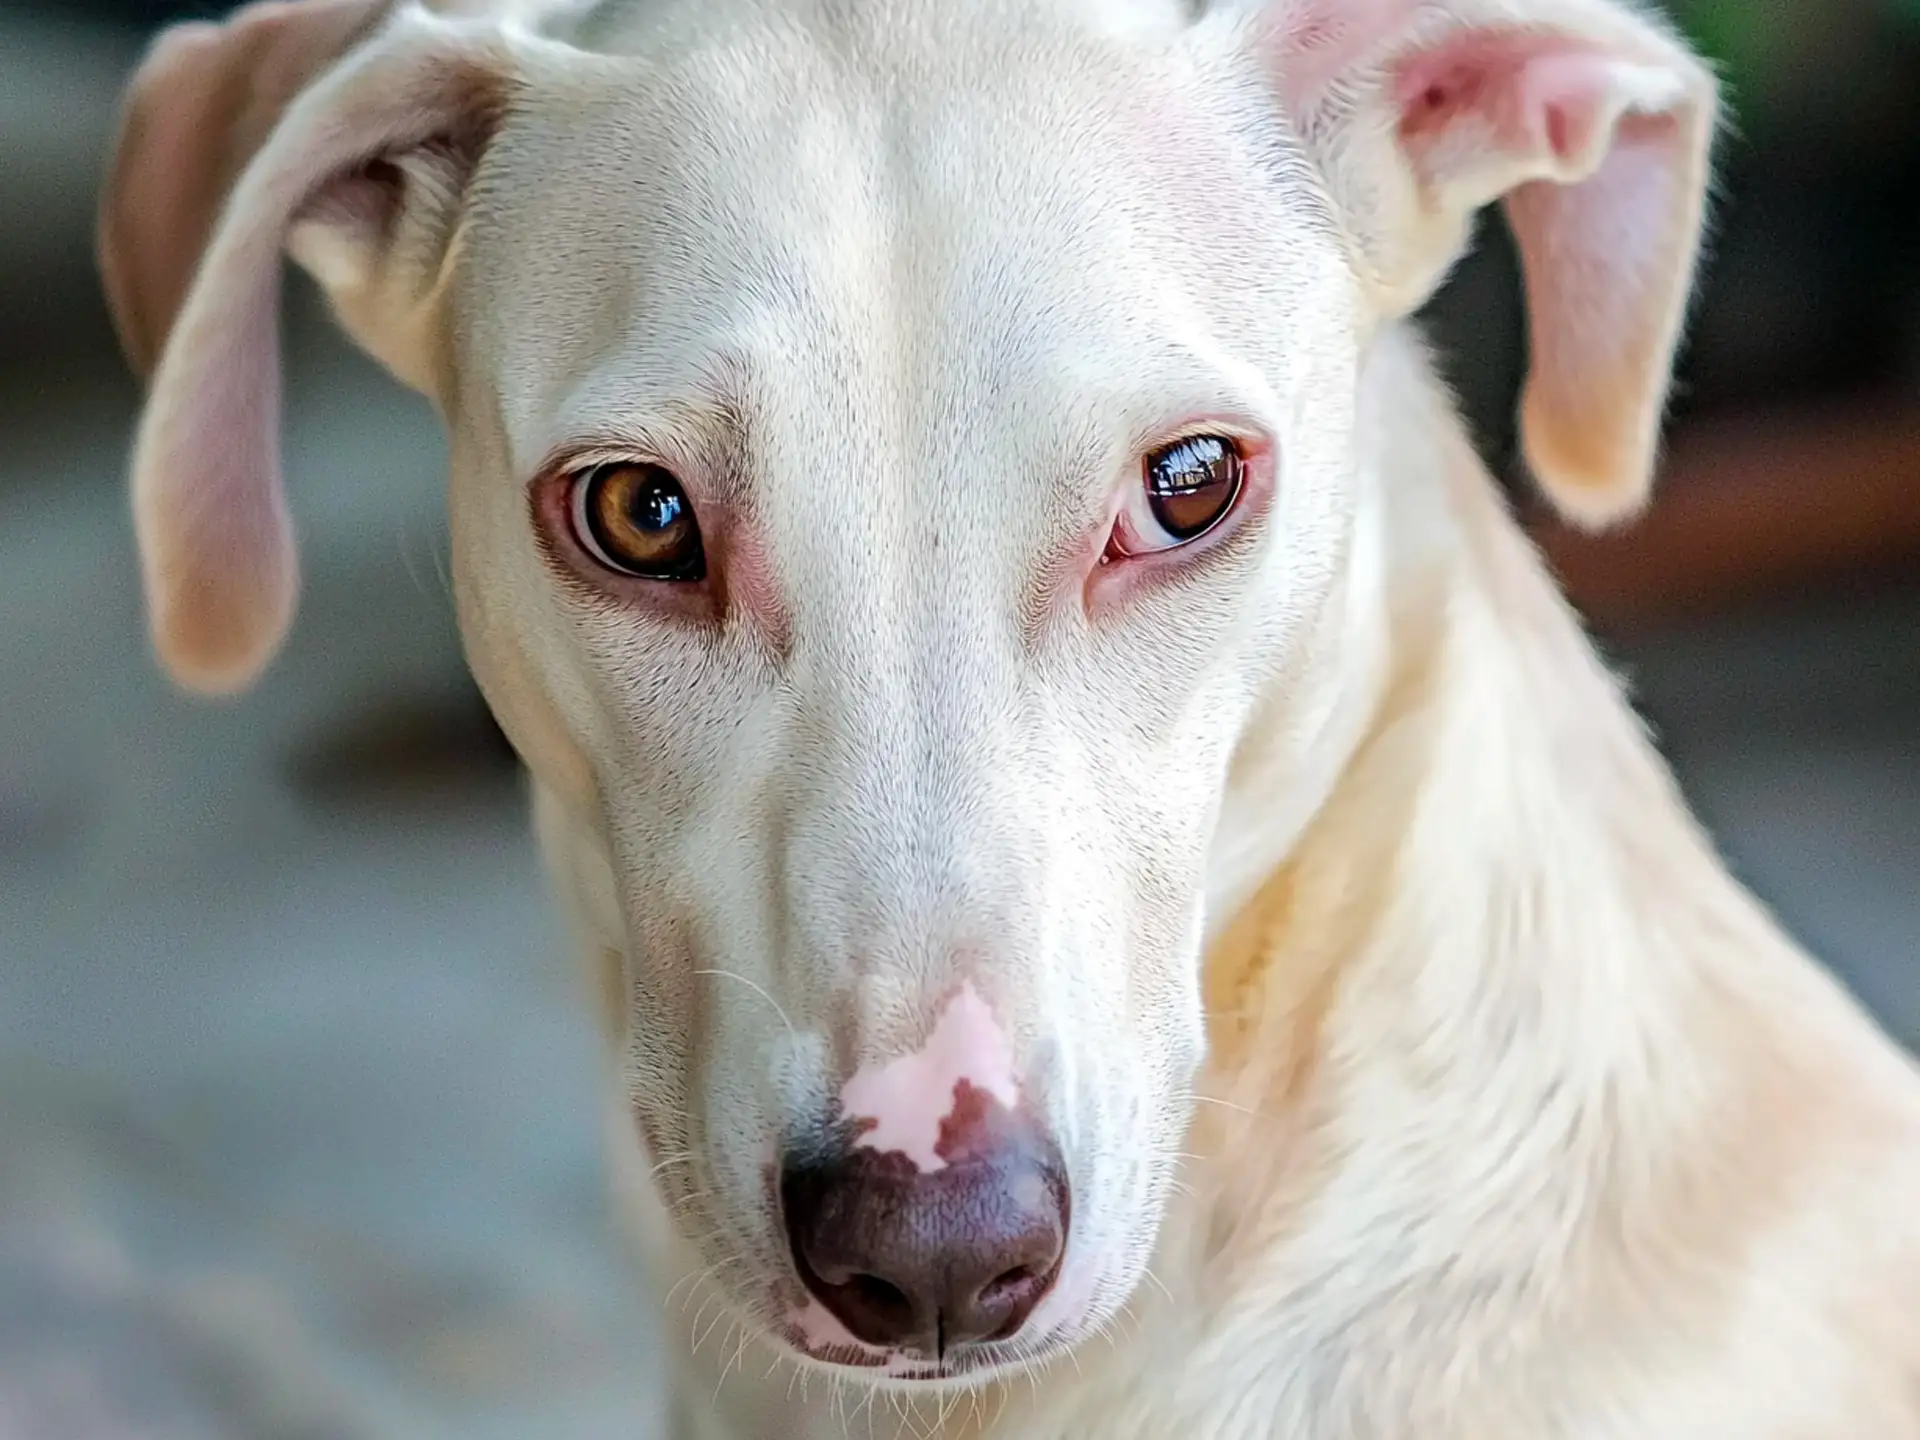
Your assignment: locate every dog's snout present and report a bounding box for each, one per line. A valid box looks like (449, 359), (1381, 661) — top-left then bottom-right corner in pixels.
(780, 1113), (1068, 1357)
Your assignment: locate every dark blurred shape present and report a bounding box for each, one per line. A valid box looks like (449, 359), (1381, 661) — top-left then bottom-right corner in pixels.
(11, 0), (221, 25)
(1533, 399), (1920, 632)
(284, 689), (524, 815)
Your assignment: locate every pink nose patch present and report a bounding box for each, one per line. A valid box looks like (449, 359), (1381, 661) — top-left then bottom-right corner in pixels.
(838, 983), (1019, 1172)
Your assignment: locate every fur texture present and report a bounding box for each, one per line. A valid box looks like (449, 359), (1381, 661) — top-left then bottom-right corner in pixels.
(101, 0), (1920, 1435)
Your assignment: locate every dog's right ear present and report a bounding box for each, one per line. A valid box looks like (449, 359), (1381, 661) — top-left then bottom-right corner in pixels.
(99, 1), (518, 696)
(1244, 0), (1717, 531)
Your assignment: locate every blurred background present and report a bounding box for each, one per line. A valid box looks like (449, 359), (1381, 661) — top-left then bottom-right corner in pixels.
(0, 0), (1915, 1436)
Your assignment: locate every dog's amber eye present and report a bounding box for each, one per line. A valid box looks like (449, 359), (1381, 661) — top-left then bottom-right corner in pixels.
(569, 463), (706, 581)
(1108, 435), (1245, 559)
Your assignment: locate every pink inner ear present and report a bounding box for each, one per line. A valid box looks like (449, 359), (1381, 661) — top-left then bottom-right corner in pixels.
(1395, 34), (1621, 173)
(1383, 28), (1708, 516)
(1268, 3), (1711, 518)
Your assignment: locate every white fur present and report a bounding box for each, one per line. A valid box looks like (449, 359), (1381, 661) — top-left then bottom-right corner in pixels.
(106, 0), (1920, 1435)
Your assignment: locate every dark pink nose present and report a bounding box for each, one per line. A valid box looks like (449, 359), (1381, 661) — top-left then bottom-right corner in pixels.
(780, 1112), (1067, 1358)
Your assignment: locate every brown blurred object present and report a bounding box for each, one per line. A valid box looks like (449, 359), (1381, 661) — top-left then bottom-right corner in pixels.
(1529, 403), (1920, 633)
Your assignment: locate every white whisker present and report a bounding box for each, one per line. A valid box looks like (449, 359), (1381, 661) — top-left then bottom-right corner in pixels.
(693, 968), (796, 1034)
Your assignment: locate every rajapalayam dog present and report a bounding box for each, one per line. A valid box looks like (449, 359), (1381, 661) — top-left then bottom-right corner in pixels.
(100, 0), (1920, 1434)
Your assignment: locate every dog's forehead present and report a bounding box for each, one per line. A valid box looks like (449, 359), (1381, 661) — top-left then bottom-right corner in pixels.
(457, 2), (1345, 472)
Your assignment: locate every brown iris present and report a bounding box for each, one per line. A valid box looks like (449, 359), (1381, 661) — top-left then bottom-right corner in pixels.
(1143, 435), (1243, 542)
(571, 463), (706, 581)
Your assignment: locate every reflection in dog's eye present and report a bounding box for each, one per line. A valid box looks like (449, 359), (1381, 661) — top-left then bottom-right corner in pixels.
(1107, 434), (1246, 561)
(1145, 435), (1242, 540)
(570, 463), (707, 581)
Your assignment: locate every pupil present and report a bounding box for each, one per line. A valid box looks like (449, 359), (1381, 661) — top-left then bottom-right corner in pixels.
(1144, 435), (1239, 543)
(633, 477), (683, 533)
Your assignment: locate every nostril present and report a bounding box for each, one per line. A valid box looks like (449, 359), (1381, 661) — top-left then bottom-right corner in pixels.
(847, 1273), (914, 1328)
(972, 1264), (1050, 1342)
(978, 1265), (1036, 1309)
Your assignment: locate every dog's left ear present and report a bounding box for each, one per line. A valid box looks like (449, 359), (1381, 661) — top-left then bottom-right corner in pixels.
(1252, 0), (1718, 527)
(99, 2), (528, 695)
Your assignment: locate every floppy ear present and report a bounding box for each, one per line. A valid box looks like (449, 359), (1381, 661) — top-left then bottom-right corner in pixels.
(99, 1), (516, 696)
(1255, 0), (1717, 527)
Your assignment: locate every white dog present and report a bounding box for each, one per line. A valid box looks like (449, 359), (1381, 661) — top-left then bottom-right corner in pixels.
(101, 0), (1920, 1434)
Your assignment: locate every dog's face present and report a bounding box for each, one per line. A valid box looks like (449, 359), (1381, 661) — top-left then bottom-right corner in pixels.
(105, 0), (1711, 1387)
(450, 9), (1366, 1379)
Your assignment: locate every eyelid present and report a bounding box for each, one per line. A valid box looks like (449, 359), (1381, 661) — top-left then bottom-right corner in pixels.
(527, 428), (723, 497)
(1131, 413), (1270, 458)
(533, 446), (665, 493)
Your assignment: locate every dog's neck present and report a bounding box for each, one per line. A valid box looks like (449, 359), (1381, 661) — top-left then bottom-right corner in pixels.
(1138, 323), (1816, 1418)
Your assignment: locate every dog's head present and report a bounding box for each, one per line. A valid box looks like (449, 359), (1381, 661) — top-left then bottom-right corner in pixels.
(104, 0), (1712, 1386)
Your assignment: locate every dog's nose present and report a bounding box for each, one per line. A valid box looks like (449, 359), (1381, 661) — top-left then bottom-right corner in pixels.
(780, 1117), (1067, 1356)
